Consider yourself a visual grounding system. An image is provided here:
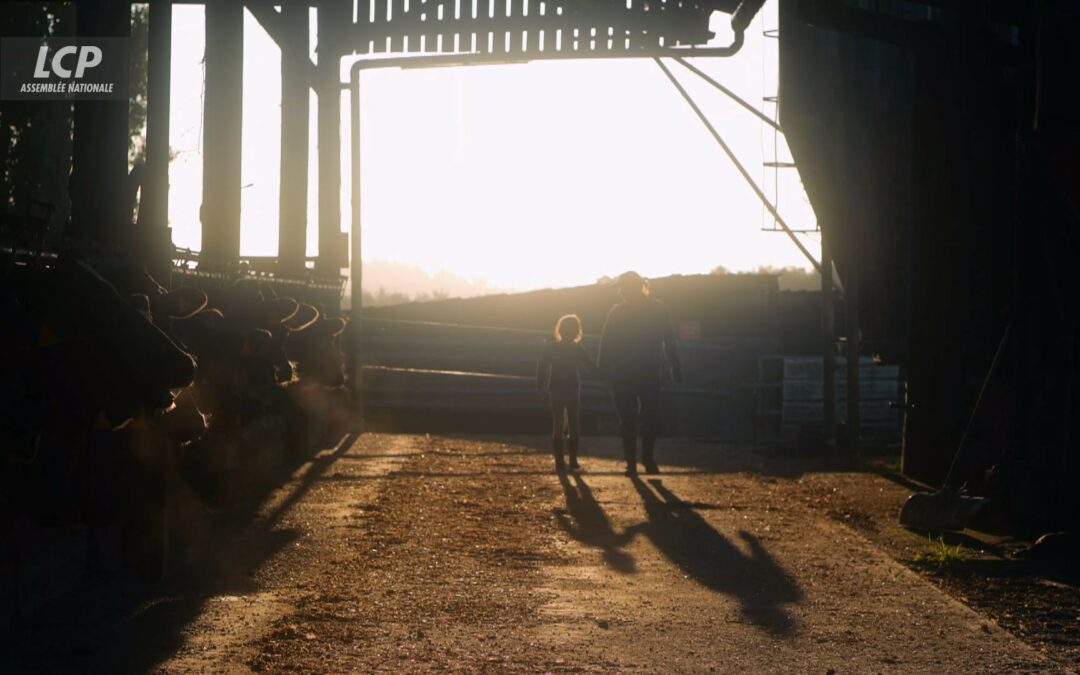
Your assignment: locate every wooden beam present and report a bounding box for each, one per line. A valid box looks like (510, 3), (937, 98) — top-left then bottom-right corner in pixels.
(845, 250), (861, 466)
(315, 0), (347, 274)
(348, 61), (363, 423)
(69, 0), (131, 250)
(277, 0), (309, 270)
(245, 0), (285, 35)
(821, 234), (836, 445)
(245, 0), (320, 87)
(141, 0), (173, 281)
(200, 0), (244, 267)
(349, 71), (362, 304)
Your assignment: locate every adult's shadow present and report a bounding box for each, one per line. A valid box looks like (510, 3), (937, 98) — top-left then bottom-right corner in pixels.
(555, 473), (637, 573)
(628, 477), (802, 636)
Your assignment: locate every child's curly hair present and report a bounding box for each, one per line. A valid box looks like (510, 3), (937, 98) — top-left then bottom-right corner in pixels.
(554, 314), (583, 343)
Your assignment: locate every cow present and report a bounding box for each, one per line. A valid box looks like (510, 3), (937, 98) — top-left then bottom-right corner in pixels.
(1, 254), (199, 585)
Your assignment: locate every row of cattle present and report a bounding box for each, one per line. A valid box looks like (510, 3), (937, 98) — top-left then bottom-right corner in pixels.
(0, 253), (351, 586)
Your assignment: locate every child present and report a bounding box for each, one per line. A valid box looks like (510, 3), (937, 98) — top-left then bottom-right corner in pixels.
(537, 314), (594, 473)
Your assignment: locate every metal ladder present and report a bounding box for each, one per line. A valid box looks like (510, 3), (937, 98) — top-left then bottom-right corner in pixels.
(760, 22), (818, 236)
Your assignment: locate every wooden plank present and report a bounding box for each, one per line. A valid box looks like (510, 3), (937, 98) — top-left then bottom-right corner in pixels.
(341, 8), (714, 53)
(498, 0), (512, 54)
(369, 0), (389, 53)
(783, 378), (900, 402)
(782, 357), (896, 381)
(352, 0), (370, 53)
(781, 401), (900, 424)
(417, 0), (433, 52)
(390, 0), (406, 51)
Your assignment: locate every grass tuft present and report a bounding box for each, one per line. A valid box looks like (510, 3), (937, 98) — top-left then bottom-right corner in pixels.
(921, 535), (968, 567)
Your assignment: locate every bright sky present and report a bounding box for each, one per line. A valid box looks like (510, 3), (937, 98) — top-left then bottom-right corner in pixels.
(167, 0), (819, 292)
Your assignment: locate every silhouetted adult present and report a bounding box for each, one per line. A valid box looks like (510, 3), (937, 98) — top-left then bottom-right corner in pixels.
(598, 271), (682, 476)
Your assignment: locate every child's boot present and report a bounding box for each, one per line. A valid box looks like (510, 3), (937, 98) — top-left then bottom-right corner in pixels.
(552, 437), (566, 474)
(621, 433), (638, 477)
(567, 436), (581, 471)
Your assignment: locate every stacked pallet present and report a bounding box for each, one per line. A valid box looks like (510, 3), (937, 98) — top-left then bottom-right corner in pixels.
(756, 356), (903, 444)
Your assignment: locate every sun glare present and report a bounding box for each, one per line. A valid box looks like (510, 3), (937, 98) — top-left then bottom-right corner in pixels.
(167, 0), (817, 293)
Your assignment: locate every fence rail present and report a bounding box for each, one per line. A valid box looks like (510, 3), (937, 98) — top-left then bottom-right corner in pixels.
(357, 318), (754, 438)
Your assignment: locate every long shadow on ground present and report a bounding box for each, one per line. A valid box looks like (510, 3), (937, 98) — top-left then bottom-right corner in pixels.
(468, 434), (884, 479)
(555, 473), (637, 573)
(628, 477), (803, 636)
(0, 434), (357, 674)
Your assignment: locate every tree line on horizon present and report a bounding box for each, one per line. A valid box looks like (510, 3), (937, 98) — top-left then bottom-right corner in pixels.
(711, 265), (821, 291)
(596, 266), (821, 292)
(361, 264), (823, 307)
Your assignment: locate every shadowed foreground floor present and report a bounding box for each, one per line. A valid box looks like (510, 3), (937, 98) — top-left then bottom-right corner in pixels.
(3, 434), (1058, 673)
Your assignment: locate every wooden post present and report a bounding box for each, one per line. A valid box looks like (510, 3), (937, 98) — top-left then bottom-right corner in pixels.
(278, 0), (309, 272)
(349, 72), (362, 316)
(348, 68), (364, 431)
(846, 252), (861, 466)
(821, 233), (836, 446)
(69, 0), (130, 249)
(142, 0), (172, 282)
(200, 0), (244, 268)
(315, 2), (344, 275)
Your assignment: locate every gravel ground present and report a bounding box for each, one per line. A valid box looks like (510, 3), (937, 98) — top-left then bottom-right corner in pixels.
(792, 468), (1080, 671)
(3, 434), (1069, 673)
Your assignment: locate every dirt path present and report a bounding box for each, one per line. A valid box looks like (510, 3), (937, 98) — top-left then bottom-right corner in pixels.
(7, 434), (1065, 672)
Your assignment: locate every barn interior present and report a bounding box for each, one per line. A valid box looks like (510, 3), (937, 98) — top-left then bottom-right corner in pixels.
(2, 0), (1079, 636)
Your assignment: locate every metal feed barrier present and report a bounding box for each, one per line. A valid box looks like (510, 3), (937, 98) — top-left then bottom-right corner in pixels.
(357, 318), (765, 439)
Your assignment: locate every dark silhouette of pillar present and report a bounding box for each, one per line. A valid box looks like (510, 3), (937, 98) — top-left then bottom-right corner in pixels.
(846, 252), (861, 465)
(316, 1), (346, 275)
(200, 0), (243, 268)
(69, 0), (130, 250)
(348, 63), (364, 430)
(278, 0), (309, 272)
(349, 73), (362, 311)
(821, 235), (836, 445)
(141, 0), (172, 281)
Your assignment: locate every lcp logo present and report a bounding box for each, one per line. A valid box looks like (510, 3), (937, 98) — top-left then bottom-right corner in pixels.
(34, 44), (103, 79)
(1, 37), (128, 100)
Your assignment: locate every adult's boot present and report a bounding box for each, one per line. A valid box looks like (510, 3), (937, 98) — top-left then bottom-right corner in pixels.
(552, 436), (566, 474)
(641, 435), (660, 475)
(567, 436), (581, 471)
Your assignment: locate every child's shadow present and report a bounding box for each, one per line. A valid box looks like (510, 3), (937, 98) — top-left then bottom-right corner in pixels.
(555, 473), (637, 573)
